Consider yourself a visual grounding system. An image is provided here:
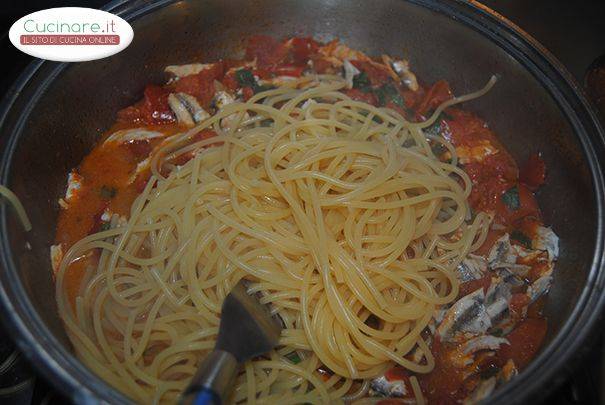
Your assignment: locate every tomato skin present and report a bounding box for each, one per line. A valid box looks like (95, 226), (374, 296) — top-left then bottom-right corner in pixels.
(416, 80), (453, 115)
(290, 37), (320, 65)
(270, 65), (305, 77)
(520, 153), (546, 190)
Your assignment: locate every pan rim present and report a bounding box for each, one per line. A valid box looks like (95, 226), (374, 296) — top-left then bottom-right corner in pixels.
(0, 0), (603, 404)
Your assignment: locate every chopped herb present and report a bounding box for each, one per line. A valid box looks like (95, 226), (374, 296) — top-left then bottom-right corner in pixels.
(99, 222), (111, 232)
(511, 230), (533, 249)
(99, 186), (117, 200)
(374, 83), (404, 107)
(402, 138), (416, 148)
(235, 68), (257, 88)
(501, 185), (520, 211)
(352, 71), (371, 92)
(285, 351), (301, 364)
(236, 69), (275, 94)
(480, 365), (501, 380)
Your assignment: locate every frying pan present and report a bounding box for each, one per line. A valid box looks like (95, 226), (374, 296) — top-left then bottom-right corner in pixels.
(0, 0), (604, 403)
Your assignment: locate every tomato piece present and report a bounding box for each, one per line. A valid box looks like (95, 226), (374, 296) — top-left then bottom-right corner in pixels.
(222, 58), (246, 70)
(171, 64), (224, 108)
(174, 76), (215, 107)
(343, 88), (378, 106)
(416, 80), (453, 115)
(515, 217), (541, 240)
(458, 275), (492, 298)
(246, 35), (288, 67)
(143, 85), (174, 122)
(221, 70), (240, 92)
(290, 37), (320, 65)
(249, 68), (270, 80)
(126, 139), (153, 159)
(310, 56), (335, 74)
(242, 87), (254, 101)
(520, 153), (546, 190)
(270, 65), (305, 77)
(117, 85), (176, 125)
(475, 228), (506, 256)
(497, 318), (547, 369)
(193, 129), (218, 142)
(350, 60), (391, 85)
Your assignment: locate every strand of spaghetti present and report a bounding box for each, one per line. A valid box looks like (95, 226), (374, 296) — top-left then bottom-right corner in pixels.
(0, 185), (31, 231)
(54, 75), (498, 403)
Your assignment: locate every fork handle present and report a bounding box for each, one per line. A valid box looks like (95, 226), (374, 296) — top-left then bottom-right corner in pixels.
(181, 350), (238, 405)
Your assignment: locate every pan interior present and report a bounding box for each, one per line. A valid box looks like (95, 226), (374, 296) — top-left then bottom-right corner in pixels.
(0, 0), (599, 402)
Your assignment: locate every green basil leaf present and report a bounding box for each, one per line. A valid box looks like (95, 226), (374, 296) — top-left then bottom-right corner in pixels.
(501, 185), (520, 210)
(235, 69), (257, 88)
(352, 72), (371, 92)
(374, 83), (405, 107)
(285, 351), (301, 364)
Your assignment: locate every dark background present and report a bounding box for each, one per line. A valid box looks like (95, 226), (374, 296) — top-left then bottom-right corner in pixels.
(0, 0), (604, 404)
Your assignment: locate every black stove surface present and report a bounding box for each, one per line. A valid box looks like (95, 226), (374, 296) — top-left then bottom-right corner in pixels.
(0, 1), (604, 404)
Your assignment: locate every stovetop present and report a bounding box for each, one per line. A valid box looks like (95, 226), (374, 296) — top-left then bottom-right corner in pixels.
(0, 0), (604, 404)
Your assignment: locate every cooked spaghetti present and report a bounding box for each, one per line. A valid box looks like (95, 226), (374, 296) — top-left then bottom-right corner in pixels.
(53, 36), (559, 404)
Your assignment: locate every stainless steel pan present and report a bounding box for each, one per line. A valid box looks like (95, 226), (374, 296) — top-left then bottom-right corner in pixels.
(0, 0), (604, 403)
